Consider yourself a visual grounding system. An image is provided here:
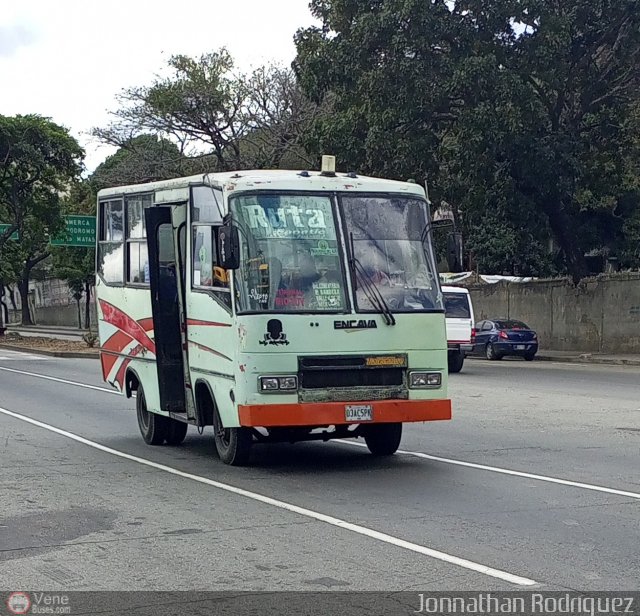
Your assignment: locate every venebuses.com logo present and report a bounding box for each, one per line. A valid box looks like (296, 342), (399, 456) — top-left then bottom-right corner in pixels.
(6, 592), (31, 615)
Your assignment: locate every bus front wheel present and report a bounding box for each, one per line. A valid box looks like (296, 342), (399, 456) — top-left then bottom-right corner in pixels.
(136, 385), (169, 445)
(363, 423), (402, 456)
(213, 407), (252, 466)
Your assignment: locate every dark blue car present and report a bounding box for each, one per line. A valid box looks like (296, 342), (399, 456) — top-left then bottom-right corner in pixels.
(473, 319), (538, 361)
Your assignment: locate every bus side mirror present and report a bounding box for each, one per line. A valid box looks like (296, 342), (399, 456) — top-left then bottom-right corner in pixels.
(218, 225), (240, 270)
(446, 232), (464, 273)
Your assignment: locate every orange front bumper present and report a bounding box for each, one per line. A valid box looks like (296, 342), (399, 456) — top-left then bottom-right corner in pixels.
(238, 398), (451, 427)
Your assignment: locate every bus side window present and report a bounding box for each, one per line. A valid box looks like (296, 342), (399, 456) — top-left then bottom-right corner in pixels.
(98, 200), (125, 285)
(192, 225), (230, 291)
(126, 194), (152, 285)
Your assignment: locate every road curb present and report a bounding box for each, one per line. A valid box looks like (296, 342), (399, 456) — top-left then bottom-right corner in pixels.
(535, 354), (640, 366)
(0, 344), (99, 359)
(469, 354), (640, 366)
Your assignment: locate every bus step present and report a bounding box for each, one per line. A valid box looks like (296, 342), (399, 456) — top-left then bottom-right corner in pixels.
(169, 412), (191, 424)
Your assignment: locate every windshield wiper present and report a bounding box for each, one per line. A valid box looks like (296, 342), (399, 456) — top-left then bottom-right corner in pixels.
(349, 233), (396, 326)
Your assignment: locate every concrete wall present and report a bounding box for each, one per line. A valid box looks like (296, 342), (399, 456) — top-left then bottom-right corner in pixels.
(7, 304), (98, 328)
(468, 273), (640, 353)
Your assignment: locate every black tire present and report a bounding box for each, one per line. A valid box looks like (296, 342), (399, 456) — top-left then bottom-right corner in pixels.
(213, 406), (252, 466)
(524, 352), (536, 362)
(364, 423), (402, 456)
(136, 385), (169, 445)
(448, 351), (464, 373)
(165, 420), (188, 445)
(485, 343), (502, 361)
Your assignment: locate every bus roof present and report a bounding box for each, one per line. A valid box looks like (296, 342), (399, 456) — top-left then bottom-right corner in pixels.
(96, 169), (426, 200)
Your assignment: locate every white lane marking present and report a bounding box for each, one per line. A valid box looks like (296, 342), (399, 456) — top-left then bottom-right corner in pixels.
(0, 406), (537, 587)
(336, 441), (640, 501)
(0, 366), (118, 396)
(0, 352), (51, 361)
(5, 365), (636, 501)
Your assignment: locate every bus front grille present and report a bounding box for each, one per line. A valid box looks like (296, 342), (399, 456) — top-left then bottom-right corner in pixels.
(300, 367), (403, 389)
(297, 354), (408, 402)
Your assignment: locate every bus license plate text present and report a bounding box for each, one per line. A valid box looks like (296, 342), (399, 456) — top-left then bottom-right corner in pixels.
(345, 404), (373, 422)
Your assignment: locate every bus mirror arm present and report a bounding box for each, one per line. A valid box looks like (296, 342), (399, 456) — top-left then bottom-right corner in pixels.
(218, 225), (241, 270)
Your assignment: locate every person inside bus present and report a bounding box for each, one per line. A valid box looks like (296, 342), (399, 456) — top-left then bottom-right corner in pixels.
(159, 262), (178, 304)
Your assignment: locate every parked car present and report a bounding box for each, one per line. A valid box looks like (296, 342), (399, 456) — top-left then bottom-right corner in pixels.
(442, 285), (476, 373)
(473, 319), (538, 361)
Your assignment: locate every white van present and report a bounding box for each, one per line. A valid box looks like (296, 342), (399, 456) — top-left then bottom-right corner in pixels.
(442, 285), (475, 373)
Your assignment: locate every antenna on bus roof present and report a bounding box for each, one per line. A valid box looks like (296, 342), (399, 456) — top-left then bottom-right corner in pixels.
(424, 175), (431, 206)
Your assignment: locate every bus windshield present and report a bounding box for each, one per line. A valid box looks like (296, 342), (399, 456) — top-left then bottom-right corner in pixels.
(232, 192), (442, 314)
(232, 194), (348, 313)
(341, 196), (442, 313)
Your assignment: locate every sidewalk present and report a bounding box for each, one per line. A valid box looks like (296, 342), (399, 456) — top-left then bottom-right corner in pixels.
(535, 350), (640, 366)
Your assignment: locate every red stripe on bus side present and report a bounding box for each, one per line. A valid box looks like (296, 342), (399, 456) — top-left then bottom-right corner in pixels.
(99, 300), (156, 355)
(186, 319), (232, 328)
(188, 340), (233, 362)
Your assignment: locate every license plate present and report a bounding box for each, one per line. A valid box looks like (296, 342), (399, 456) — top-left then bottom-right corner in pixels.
(345, 404), (373, 422)
(515, 345), (525, 350)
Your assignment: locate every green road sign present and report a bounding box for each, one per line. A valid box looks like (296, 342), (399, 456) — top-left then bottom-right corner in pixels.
(51, 215), (96, 247)
(0, 224), (19, 241)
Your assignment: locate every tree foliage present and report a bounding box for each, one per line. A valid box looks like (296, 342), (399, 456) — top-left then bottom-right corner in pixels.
(50, 181), (96, 328)
(0, 115), (83, 254)
(93, 51), (317, 171)
(294, 0), (640, 280)
(90, 134), (197, 190)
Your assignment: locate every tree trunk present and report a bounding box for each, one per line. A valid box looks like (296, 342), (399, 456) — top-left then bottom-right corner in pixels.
(84, 281), (91, 329)
(18, 276), (33, 326)
(8, 285), (18, 311)
(545, 201), (589, 284)
(76, 298), (82, 329)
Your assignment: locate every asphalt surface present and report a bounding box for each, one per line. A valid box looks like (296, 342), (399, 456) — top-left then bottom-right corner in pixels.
(0, 349), (638, 593)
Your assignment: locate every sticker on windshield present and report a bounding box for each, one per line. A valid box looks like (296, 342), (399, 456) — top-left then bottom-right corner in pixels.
(275, 289), (305, 308)
(241, 199), (333, 240)
(313, 282), (341, 308)
(249, 288), (269, 304)
(310, 239), (338, 257)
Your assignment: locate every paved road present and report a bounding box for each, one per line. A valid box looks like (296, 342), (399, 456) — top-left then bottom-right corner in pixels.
(0, 349), (638, 593)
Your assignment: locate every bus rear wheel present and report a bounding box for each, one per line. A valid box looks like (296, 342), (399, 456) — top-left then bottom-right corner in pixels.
(213, 407), (252, 466)
(363, 423), (402, 456)
(136, 385), (169, 445)
(165, 420), (188, 446)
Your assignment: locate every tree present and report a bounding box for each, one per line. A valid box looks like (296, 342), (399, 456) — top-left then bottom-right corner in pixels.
(0, 115), (83, 254)
(51, 181), (96, 329)
(2, 213), (64, 325)
(52, 246), (94, 328)
(239, 64), (318, 169)
(294, 0), (640, 281)
(90, 134), (197, 190)
(93, 51), (317, 171)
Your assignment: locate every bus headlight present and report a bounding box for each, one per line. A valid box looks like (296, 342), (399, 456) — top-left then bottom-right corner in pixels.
(259, 376), (298, 392)
(409, 371), (442, 389)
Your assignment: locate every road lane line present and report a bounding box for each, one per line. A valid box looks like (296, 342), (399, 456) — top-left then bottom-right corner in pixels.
(4, 364), (638, 502)
(0, 406), (537, 587)
(335, 441), (640, 501)
(0, 366), (118, 395)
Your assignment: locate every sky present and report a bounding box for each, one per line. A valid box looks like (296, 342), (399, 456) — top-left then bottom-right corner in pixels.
(0, 0), (317, 172)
